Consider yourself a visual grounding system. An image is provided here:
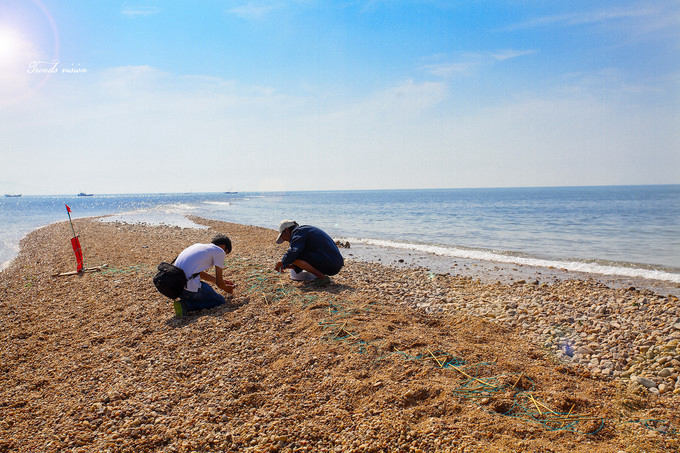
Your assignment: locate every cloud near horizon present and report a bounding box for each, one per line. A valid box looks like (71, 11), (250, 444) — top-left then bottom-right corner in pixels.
(1, 62), (677, 194)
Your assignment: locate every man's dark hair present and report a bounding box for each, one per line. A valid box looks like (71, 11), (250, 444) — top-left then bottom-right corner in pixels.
(211, 234), (232, 253)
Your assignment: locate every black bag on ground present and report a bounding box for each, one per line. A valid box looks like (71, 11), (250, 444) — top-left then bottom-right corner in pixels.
(153, 262), (188, 299)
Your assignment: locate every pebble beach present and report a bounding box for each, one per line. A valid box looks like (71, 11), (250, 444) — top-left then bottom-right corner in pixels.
(1, 217), (679, 452)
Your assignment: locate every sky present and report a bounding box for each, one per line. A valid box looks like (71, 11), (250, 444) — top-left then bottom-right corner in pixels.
(0, 0), (678, 194)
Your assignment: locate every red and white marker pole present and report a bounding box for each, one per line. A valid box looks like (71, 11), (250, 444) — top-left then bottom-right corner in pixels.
(65, 204), (84, 272)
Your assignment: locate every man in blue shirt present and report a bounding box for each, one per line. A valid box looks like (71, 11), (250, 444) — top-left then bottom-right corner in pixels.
(274, 220), (344, 283)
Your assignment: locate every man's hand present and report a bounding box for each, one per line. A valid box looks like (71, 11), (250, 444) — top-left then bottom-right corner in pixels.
(218, 281), (236, 294)
(275, 261), (285, 273)
(214, 267), (235, 294)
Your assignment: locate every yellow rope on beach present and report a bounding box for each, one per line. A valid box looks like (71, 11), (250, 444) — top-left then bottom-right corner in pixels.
(334, 321), (348, 338)
(451, 384), (488, 393)
(339, 328), (357, 339)
(537, 399), (560, 416)
(530, 394), (543, 416)
(445, 361), (496, 388)
(560, 403), (575, 428)
(427, 349), (444, 367)
(527, 394), (559, 416)
(511, 372), (523, 390)
(550, 415), (601, 422)
(237, 261), (609, 436)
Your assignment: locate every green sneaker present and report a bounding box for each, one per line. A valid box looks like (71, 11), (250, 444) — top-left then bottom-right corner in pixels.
(173, 300), (186, 317)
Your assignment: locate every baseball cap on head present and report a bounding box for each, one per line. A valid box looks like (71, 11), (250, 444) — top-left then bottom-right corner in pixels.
(276, 220), (297, 244)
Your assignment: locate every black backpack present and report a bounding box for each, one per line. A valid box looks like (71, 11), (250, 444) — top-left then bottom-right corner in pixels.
(153, 261), (199, 300)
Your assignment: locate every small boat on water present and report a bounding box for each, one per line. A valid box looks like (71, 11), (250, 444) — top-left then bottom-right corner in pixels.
(224, 191), (238, 194)
(77, 192), (94, 197)
(4, 194), (22, 197)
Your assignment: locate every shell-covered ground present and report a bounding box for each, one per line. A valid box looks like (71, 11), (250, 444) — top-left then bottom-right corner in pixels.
(0, 218), (678, 452)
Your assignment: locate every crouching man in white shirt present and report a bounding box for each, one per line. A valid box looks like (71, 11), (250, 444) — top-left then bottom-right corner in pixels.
(173, 234), (235, 315)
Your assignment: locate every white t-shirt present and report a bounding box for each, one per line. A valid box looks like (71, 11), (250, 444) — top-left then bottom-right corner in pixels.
(174, 243), (226, 292)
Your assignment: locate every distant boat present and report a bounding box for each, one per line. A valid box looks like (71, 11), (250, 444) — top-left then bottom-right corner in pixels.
(77, 192), (94, 197)
(4, 194), (21, 197)
(224, 191), (238, 194)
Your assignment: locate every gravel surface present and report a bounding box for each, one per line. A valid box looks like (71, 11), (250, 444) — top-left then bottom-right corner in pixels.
(383, 273), (680, 396)
(0, 217), (678, 452)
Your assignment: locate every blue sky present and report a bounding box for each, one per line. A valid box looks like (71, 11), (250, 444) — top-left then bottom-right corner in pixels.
(0, 0), (678, 193)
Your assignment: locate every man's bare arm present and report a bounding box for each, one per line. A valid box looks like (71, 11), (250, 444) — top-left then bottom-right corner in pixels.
(202, 267), (234, 293)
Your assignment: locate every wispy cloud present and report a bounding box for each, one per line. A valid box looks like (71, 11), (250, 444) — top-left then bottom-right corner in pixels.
(2, 62), (678, 193)
(355, 0), (456, 14)
(423, 62), (476, 78)
(226, 2), (280, 20)
(363, 79), (449, 114)
(504, 6), (659, 31)
(423, 49), (535, 79)
(225, 0), (318, 20)
(121, 4), (161, 17)
(559, 68), (668, 96)
(490, 49), (536, 61)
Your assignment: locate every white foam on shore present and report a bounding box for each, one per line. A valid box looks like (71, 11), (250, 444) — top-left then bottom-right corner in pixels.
(101, 214), (207, 229)
(98, 202), (209, 229)
(158, 203), (199, 214)
(343, 237), (680, 284)
(202, 201), (231, 207)
(0, 245), (18, 271)
(0, 223), (55, 272)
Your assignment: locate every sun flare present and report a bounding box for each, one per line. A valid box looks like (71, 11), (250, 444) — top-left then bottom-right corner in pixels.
(0, 27), (22, 62)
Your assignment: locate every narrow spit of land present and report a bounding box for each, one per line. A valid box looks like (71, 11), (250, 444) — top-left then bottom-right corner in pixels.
(0, 218), (678, 452)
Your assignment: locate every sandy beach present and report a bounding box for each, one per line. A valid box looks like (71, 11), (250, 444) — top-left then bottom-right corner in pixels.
(1, 217), (679, 452)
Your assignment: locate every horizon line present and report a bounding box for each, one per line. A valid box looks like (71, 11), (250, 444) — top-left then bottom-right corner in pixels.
(5, 183), (679, 197)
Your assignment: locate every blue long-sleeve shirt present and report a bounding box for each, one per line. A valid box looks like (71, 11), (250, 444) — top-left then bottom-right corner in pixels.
(281, 225), (344, 273)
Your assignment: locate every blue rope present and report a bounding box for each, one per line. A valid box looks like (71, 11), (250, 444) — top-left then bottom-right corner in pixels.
(232, 261), (629, 437)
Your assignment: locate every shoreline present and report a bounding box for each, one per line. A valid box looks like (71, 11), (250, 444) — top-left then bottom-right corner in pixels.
(10, 213), (679, 296)
(1, 217), (679, 451)
(2, 213), (679, 297)
(344, 241), (680, 298)
(82, 215), (680, 299)
(0, 222), (57, 272)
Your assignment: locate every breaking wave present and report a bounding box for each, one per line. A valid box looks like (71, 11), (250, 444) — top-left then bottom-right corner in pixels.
(202, 201), (231, 207)
(344, 237), (680, 283)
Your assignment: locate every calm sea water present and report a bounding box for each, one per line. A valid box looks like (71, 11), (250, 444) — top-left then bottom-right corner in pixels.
(1, 186), (679, 283)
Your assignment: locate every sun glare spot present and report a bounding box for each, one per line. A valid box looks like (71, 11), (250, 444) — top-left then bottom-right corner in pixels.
(0, 27), (22, 62)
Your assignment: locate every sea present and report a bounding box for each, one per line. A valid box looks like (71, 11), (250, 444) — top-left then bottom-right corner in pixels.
(1, 186), (679, 293)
